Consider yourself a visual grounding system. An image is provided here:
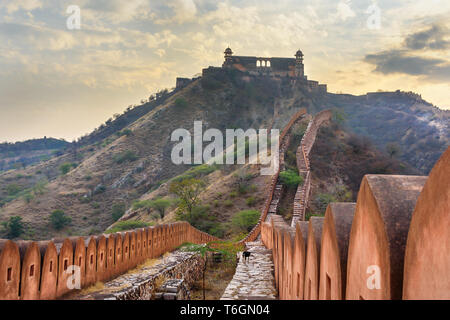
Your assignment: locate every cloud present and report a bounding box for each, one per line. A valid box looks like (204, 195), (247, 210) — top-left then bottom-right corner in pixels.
(336, 1), (356, 21)
(81, 0), (152, 23)
(364, 50), (450, 81)
(0, 0), (42, 14)
(404, 23), (450, 50)
(364, 22), (450, 82)
(154, 0), (197, 24)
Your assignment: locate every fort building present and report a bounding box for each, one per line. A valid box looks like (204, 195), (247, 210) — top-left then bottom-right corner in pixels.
(200, 48), (327, 93)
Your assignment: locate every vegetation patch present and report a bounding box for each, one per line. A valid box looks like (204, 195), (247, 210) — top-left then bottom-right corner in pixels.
(106, 220), (151, 233)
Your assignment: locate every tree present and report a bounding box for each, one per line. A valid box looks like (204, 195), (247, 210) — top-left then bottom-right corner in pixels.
(3, 216), (24, 239)
(50, 210), (71, 230)
(232, 210), (260, 232)
(148, 198), (172, 219)
(169, 178), (205, 218)
(279, 169), (303, 188)
(332, 108), (346, 126)
(111, 203), (126, 221)
(59, 162), (74, 175)
(386, 142), (401, 158)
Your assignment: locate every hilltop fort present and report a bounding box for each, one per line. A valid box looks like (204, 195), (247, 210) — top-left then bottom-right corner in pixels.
(177, 48), (327, 94)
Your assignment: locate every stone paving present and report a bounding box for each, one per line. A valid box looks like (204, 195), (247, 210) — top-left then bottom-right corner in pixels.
(221, 241), (277, 300)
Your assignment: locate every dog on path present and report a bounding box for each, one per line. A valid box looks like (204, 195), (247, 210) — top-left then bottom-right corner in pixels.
(242, 251), (251, 263)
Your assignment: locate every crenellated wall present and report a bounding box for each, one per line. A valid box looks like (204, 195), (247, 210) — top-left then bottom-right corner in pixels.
(292, 109), (332, 225)
(261, 147), (449, 300)
(238, 108), (307, 244)
(0, 221), (219, 300)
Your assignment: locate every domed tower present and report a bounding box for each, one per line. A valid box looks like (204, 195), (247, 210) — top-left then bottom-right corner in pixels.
(295, 49), (304, 78)
(223, 47), (233, 67)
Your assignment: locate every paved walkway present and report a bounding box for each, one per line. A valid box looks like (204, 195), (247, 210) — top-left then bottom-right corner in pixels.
(221, 241), (277, 300)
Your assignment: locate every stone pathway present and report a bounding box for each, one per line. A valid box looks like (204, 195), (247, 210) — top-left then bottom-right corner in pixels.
(221, 241), (277, 300)
(66, 250), (204, 300)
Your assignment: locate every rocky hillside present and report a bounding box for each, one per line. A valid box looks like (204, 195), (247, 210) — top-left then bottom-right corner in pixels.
(320, 91), (449, 174)
(0, 68), (447, 240)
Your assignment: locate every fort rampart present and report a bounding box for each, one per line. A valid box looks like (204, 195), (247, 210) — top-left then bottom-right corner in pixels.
(0, 221), (218, 300)
(261, 147), (449, 299)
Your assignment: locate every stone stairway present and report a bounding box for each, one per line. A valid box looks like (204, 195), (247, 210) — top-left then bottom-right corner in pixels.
(221, 241), (277, 300)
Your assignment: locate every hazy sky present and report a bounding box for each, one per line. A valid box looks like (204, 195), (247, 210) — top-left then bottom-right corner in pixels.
(0, 0), (449, 142)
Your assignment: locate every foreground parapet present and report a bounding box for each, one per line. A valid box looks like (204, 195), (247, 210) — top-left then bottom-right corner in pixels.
(403, 148), (450, 300)
(346, 175), (427, 300)
(304, 217), (324, 300)
(0, 240), (20, 300)
(292, 221), (308, 300)
(319, 203), (355, 300)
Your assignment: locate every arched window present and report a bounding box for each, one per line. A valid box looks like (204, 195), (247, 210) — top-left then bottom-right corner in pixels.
(267, 60), (271, 67)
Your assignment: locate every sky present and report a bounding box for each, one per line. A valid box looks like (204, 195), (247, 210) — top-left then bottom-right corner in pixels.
(0, 0), (449, 142)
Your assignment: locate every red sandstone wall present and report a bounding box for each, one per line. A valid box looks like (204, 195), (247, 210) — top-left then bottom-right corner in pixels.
(239, 108), (307, 244)
(403, 147), (450, 300)
(0, 221), (218, 300)
(262, 148), (447, 300)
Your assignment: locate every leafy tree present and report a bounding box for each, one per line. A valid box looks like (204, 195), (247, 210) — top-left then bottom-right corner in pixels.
(175, 97), (188, 108)
(111, 203), (126, 221)
(59, 162), (75, 175)
(279, 169), (303, 188)
(169, 178), (205, 218)
(232, 209), (260, 232)
(148, 198), (172, 219)
(50, 210), (71, 230)
(3, 216), (24, 238)
(332, 108), (346, 126)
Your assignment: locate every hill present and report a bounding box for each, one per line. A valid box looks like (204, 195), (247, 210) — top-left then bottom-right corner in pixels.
(0, 68), (447, 240)
(0, 137), (70, 172)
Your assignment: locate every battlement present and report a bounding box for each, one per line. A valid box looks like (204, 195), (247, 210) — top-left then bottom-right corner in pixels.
(201, 48), (327, 93)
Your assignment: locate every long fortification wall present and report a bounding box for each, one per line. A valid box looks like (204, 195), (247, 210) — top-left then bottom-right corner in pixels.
(261, 147), (449, 300)
(292, 110), (332, 225)
(238, 108), (307, 244)
(0, 221), (218, 300)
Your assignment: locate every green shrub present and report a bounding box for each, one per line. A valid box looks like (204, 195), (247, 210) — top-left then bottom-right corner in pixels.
(229, 191), (237, 198)
(117, 129), (132, 137)
(232, 210), (260, 232)
(114, 150), (138, 164)
(175, 97), (188, 108)
(223, 200), (233, 207)
(91, 202), (100, 209)
(313, 193), (337, 214)
(6, 184), (23, 196)
(50, 210), (71, 230)
(23, 192), (34, 203)
(2, 216), (24, 238)
(177, 205), (224, 238)
(212, 200), (219, 207)
(246, 196), (256, 206)
(279, 169), (303, 188)
(59, 162), (75, 175)
(111, 203), (126, 221)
